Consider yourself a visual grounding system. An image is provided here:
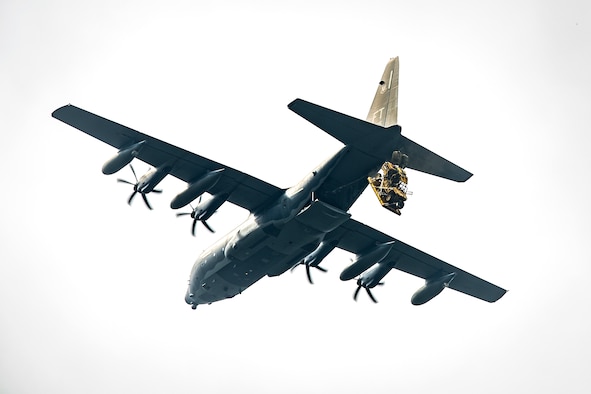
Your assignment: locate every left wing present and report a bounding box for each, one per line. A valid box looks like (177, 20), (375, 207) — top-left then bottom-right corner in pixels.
(326, 218), (506, 303)
(52, 105), (282, 212)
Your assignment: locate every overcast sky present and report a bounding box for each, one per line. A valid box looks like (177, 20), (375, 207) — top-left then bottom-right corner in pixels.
(1, 1), (590, 393)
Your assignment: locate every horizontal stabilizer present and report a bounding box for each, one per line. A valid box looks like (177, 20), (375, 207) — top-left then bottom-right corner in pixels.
(399, 136), (473, 182)
(288, 98), (401, 161)
(289, 98), (472, 182)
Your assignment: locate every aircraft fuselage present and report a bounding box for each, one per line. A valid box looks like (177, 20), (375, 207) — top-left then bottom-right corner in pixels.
(185, 147), (354, 307)
(53, 58), (507, 308)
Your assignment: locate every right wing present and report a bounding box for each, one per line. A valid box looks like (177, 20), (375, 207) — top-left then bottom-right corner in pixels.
(52, 105), (283, 212)
(326, 218), (506, 303)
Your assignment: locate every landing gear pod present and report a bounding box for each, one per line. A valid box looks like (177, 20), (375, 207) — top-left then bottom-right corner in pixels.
(102, 141), (146, 175)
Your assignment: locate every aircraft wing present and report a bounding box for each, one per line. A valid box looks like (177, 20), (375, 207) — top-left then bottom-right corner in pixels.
(326, 218), (506, 303)
(52, 105), (283, 212)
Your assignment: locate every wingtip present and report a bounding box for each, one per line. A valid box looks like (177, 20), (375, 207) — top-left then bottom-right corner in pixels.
(488, 288), (508, 303)
(287, 98), (303, 110)
(51, 104), (74, 119)
(458, 171), (474, 182)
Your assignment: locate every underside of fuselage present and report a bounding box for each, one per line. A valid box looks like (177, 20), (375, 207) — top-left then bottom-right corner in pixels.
(185, 199), (353, 308)
(185, 223), (323, 307)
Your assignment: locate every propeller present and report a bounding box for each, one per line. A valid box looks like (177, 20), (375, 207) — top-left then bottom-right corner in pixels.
(117, 165), (161, 210)
(290, 261), (327, 284)
(176, 200), (216, 236)
(353, 278), (384, 303)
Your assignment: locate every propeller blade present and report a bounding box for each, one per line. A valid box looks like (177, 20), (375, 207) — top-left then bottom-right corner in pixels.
(128, 190), (138, 205)
(353, 277), (380, 303)
(176, 212), (192, 217)
(191, 218), (198, 236)
(305, 264), (313, 284)
(152, 189), (163, 194)
(291, 261), (327, 285)
(366, 287), (378, 303)
(202, 220), (215, 234)
(290, 261), (302, 273)
(141, 193), (153, 210)
(353, 285), (362, 301)
(130, 164), (138, 183)
(117, 179), (135, 186)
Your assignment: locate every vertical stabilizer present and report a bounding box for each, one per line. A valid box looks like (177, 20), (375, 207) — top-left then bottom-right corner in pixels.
(367, 57), (399, 127)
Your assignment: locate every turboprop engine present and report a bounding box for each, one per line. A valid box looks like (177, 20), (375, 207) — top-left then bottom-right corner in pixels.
(411, 272), (456, 305)
(353, 261), (394, 303)
(117, 164), (170, 209)
(102, 141), (145, 175)
(176, 193), (229, 236)
(339, 241), (395, 282)
(170, 169), (224, 209)
(291, 240), (338, 284)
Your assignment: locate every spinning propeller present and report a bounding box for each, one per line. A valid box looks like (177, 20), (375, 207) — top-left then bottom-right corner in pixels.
(117, 165), (162, 210)
(291, 261), (327, 285)
(176, 199), (216, 236)
(353, 278), (384, 303)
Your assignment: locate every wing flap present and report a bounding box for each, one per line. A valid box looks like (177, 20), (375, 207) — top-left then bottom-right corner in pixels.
(52, 105), (282, 212)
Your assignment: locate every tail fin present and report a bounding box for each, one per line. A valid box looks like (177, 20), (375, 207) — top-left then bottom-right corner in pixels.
(365, 57), (472, 182)
(367, 57), (399, 127)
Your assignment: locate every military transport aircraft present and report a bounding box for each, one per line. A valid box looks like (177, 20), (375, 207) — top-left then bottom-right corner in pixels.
(52, 58), (506, 309)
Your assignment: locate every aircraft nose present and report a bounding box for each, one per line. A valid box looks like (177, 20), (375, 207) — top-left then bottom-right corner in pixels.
(185, 289), (194, 305)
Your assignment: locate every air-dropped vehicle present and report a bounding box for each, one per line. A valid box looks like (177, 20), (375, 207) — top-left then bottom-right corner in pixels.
(368, 150), (409, 215)
(52, 57), (506, 307)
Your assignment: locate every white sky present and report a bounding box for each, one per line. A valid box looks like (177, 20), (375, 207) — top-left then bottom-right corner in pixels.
(1, 1), (590, 393)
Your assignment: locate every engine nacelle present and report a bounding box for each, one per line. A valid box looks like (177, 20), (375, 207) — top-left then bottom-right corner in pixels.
(411, 272), (456, 305)
(170, 169), (224, 209)
(137, 165), (170, 193)
(193, 193), (229, 221)
(340, 241), (395, 281)
(358, 261), (394, 288)
(102, 141), (145, 175)
(302, 240), (338, 268)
